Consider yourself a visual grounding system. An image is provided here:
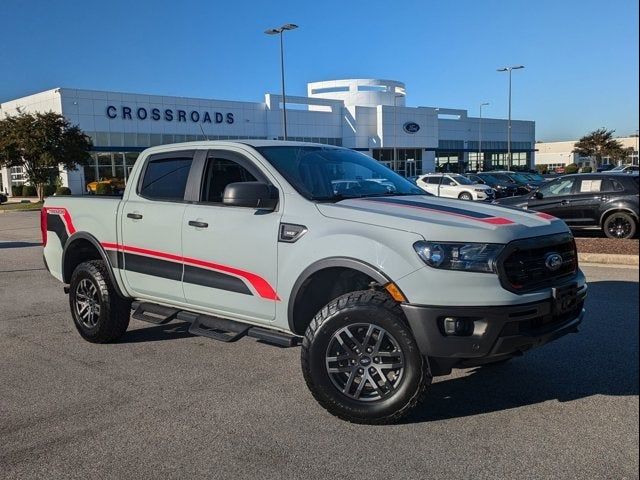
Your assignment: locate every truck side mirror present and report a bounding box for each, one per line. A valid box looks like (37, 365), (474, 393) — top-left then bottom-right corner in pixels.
(534, 191), (544, 199)
(222, 182), (278, 211)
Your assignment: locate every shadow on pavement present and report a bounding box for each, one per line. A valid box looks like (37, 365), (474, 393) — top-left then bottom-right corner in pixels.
(118, 322), (194, 343)
(405, 280), (639, 423)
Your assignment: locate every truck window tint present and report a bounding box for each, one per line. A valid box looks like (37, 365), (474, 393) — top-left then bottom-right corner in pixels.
(202, 157), (257, 203)
(140, 157), (192, 200)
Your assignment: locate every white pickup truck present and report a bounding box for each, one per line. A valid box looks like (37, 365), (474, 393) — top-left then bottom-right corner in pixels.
(42, 140), (586, 424)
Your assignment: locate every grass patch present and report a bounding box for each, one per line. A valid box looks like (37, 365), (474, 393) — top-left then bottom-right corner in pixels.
(0, 201), (44, 212)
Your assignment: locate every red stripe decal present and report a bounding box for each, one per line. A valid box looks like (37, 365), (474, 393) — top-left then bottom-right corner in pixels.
(536, 212), (556, 220)
(101, 242), (280, 301)
(354, 200), (515, 225)
(45, 207), (77, 235)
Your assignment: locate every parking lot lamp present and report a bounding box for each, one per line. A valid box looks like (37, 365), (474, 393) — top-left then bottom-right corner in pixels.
(265, 23), (298, 141)
(479, 102), (489, 171)
(497, 65), (524, 170)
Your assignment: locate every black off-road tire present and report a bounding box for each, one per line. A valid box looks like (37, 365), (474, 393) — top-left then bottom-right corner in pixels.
(68, 260), (131, 343)
(603, 212), (637, 239)
(458, 192), (473, 201)
(301, 290), (431, 424)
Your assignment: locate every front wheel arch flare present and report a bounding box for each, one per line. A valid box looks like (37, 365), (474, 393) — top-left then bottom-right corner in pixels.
(288, 258), (392, 335)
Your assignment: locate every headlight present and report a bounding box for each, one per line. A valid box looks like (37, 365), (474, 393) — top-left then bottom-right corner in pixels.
(474, 188), (486, 193)
(413, 241), (504, 273)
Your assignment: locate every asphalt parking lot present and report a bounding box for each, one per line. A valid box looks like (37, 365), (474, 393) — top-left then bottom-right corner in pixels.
(1, 211), (638, 479)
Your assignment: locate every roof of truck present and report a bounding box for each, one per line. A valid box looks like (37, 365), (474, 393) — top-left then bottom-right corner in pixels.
(140, 139), (341, 154)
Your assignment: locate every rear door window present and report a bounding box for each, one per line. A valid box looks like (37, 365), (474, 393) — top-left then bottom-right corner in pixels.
(139, 156), (193, 201)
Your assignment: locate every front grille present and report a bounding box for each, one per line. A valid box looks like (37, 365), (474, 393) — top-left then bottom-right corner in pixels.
(499, 233), (577, 292)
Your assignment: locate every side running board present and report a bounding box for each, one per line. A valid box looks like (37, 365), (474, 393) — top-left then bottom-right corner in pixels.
(130, 301), (299, 347)
(132, 302), (179, 324)
(188, 314), (250, 342)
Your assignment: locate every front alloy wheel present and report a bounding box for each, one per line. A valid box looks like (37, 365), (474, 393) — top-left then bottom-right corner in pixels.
(325, 323), (405, 402)
(301, 290), (430, 424)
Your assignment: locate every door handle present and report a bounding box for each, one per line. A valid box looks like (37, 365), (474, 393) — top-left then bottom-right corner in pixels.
(188, 220), (209, 228)
(127, 213), (143, 220)
(561, 200), (570, 205)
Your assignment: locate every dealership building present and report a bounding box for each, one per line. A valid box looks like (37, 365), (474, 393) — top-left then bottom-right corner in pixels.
(0, 79), (536, 195)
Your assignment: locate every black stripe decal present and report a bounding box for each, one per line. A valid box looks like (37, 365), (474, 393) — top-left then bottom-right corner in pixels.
(359, 197), (493, 219)
(183, 265), (252, 295)
(47, 214), (69, 246)
(123, 252), (183, 281)
(114, 250), (253, 296)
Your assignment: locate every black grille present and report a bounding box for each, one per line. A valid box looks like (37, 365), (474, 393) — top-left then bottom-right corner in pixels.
(499, 233), (578, 292)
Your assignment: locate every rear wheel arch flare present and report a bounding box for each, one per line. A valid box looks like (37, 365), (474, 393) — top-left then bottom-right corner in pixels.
(62, 232), (127, 298)
(287, 257), (393, 335)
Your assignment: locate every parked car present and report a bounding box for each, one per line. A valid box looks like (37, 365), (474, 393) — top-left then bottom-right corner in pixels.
(41, 140), (586, 424)
(487, 171), (543, 195)
(466, 173), (518, 198)
(597, 164), (615, 172)
(610, 165), (639, 174)
(86, 177), (126, 195)
(493, 173), (639, 238)
(416, 173), (494, 201)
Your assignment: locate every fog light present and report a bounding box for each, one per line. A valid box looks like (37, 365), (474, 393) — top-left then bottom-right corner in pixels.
(443, 317), (474, 336)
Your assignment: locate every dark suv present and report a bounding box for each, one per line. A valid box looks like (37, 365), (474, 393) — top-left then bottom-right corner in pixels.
(466, 173), (519, 197)
(494, 173), (639, 238)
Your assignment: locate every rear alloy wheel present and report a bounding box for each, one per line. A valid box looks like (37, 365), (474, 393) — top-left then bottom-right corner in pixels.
(603, 212), (637, 239)
(458, 192), (473, 201)
(69, 260), (131, 343)
(301, 290), (430, 424)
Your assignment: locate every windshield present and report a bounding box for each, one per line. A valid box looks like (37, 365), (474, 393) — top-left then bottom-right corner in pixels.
(478, 174), (500, 183)
(256, 146), (425, 201)
(450, 174), (474, 185)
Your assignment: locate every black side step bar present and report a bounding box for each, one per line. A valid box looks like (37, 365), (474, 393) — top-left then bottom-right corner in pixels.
(130, 302), (299, 347)
(132, 302), (179, 324)
(188, 314), (250, 342)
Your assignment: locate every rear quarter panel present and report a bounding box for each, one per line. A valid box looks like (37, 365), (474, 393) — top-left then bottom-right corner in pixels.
(43, 196), (121, 282)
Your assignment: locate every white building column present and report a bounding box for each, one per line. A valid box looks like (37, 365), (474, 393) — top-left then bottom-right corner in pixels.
(1, 166), (11, 196)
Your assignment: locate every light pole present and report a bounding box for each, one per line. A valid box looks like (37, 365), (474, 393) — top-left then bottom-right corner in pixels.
(497, 65), (524, 170)
(478, 102), (489, 171)
(265, 23), (298, 141)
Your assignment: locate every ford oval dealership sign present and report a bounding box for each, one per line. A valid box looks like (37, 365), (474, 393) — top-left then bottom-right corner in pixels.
(403, 121), (420, 133)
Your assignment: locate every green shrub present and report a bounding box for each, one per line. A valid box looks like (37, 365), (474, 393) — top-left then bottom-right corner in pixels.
(535, 165), (548, 174)
(43, 184), (56, 197)
(22, 185), (37, 197)
(55, 187), (72, 196)
(95, 182), (112, 195)
(564, 164), (579, 174)
(581, 166), (593, 173)
(11, 185), (22, 196)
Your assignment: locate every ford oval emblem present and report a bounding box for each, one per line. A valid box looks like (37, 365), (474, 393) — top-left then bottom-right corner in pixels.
(403, 122), (420, 134)
(545, 253), (563, 271)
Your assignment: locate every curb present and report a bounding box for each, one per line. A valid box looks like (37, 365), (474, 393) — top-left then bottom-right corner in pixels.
(578, 252), (639, 266)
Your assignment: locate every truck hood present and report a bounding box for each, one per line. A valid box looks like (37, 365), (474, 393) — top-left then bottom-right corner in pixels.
(316, 195), (569, 243)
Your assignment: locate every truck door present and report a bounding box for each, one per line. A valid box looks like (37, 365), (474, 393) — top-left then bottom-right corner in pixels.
(119, 150), (196, 304)
(181, 150), (281, 323)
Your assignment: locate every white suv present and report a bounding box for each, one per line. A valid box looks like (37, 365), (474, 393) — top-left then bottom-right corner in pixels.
(417, 173), (494, 201)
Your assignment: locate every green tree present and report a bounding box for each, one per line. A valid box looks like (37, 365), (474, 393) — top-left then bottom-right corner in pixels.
(0, 111), (92, 200)
(572, 128), (624, 168)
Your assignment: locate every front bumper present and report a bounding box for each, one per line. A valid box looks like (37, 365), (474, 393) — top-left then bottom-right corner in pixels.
(401, 282), (586, 365)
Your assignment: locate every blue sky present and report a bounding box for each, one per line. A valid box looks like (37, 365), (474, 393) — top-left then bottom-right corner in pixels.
(0, 0), (637, 141)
